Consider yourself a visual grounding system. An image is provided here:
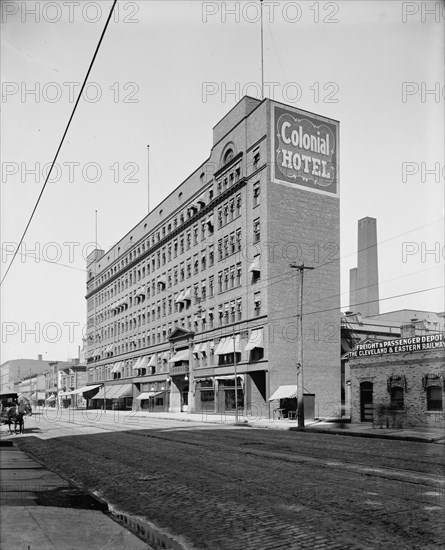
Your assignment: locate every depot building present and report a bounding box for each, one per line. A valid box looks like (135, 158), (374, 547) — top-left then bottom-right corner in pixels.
(84, 96), (340, 418)
(346, 330), (445, 427)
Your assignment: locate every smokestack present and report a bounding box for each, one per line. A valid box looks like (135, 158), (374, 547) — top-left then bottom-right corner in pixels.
(349, 268), (357, 311)
(356, 217), (379, 317)
(38, 354), (43, 361)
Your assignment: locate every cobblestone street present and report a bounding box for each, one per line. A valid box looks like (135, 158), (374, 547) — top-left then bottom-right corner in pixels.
(7, 411), (445, 549)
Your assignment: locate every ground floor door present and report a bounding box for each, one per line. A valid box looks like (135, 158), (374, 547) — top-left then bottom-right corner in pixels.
(360, 382), (374, 422)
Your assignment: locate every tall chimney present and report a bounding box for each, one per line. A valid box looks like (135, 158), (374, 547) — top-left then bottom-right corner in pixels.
(38, 354), (43, 361)
(356, 217), (379, 317)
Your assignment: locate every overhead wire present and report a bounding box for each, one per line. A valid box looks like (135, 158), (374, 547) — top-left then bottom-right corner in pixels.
(0, 0), (118, 287)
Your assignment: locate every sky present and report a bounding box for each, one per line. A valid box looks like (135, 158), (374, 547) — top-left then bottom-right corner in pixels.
(1, 0), (444, 363)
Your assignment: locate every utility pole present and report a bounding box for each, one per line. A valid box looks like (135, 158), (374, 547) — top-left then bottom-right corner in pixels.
(233, 326), (239, 425)
(290, 263), (314, 429)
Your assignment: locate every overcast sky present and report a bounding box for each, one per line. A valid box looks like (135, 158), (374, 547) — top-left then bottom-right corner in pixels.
(1, 0), (444, 363)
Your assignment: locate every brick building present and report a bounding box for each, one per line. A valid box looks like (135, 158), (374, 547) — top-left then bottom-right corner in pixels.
(348, 331), (444, 427)
(85, 96), (340, 417)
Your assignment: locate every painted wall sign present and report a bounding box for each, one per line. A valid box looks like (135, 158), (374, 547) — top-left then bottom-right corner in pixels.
(347, 333), (444, 359)
(272, 105), (339, 196)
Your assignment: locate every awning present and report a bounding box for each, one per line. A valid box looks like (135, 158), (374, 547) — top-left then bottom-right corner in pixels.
(206, 214), (214, 226)
(169, 349), (190, 363)
(94, 384), (133, 400)
(175, 291), (185, 303)
(46, 395), (56, 402)
(112, 384), (133, 399)
(132, 356), (144, 370)
(158, 276), (167, 286)
(193, 343), (201, 354)
(245, 329), (264, 351)
(70, 384), (102, 395)
(268, 385), (298, 401)
(249, 256), (261, 272)
(182, 288), (192, 301)
(197, 193), (206, 205)
(160, 351), (169, 361)
(59, 392), (72, 398)
(135, 391), (164, 400)
(111, 362), (123, 374)
(214, 337), (227, 355)
(147, 355), (157, 367)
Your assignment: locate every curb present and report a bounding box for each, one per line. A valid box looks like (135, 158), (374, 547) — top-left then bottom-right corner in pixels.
(300, 427), (439, 443)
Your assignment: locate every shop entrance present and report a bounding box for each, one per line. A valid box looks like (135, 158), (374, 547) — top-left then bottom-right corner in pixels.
(360, 381), (374, 422)
(181, 384), (189, 412)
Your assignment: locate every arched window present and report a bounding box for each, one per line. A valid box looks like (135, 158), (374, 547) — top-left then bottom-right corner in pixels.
(223, 148), (234, 165)
(427, 386), (443, 411)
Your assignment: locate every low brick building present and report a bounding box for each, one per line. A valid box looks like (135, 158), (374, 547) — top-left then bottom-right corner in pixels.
(347, 331), (444, 427)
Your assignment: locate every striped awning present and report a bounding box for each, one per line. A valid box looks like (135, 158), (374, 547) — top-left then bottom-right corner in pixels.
(70, 384), (102, 395)
(268, 385), (298, 401)
(245, 329), (264, 351)
(169, 349), (190, 363)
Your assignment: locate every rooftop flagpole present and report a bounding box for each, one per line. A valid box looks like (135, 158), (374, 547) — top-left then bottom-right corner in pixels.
(147, 145), (150, 214)
(260, 0), (264, 99)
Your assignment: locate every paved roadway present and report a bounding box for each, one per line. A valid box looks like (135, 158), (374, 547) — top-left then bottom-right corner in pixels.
(6, 409), (445, 550)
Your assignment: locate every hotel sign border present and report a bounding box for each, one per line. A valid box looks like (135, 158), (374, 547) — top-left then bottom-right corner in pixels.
(270, 103), (340, 198)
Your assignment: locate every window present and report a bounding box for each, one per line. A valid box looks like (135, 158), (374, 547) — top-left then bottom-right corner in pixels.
(193, 225), (199, 245)
(223, 148), (234, 165)
(209, 276), (214, 298)
(427, 386), (443, 411)
(253, 181), (260, 206)
(236, 194), (242, 217)
(209, 244), (214, 266)
(390, 387), (404, 409)
(201, 249), (207, 271)
(253, 218), (260, 243)
(254, 292), (261, 317)
(224, 268), (229, 290)
(253, 149), (260, 169)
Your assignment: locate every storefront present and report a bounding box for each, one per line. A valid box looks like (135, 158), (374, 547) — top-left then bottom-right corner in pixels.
(347, 333), (444, 427)
(91, 384), (133, 410)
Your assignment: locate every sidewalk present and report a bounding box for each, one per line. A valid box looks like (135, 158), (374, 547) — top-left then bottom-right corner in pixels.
(132, 410), (445, 443)
(0, 444), (150, 550)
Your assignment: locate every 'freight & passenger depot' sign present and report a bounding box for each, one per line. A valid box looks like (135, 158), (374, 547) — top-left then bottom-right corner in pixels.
(272, 105), (339, 196)
(347, 333), (444, 359)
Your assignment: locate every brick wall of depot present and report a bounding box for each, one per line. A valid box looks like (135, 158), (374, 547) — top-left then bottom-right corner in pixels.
(349, 350), (445, 427)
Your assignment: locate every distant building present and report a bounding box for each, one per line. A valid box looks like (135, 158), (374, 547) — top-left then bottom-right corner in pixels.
(57, 360), (87, 408)
(0, 355), (72, 394)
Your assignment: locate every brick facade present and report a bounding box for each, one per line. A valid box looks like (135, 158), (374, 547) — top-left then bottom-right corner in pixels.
(350, 349), (445, 427)
(85, 97), (341, 418)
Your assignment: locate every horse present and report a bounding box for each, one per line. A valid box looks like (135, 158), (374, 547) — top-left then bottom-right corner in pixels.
(7, 400), (32, 435)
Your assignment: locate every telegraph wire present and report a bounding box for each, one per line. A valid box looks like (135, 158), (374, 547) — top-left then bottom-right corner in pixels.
(0, 0), (118, 287)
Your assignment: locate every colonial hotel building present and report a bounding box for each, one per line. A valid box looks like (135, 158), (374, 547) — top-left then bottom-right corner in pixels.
(85, 97), (340, 418)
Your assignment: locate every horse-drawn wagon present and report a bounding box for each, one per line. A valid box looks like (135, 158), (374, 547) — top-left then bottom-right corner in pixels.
(0, 392), (32, 434)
